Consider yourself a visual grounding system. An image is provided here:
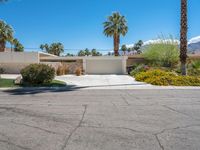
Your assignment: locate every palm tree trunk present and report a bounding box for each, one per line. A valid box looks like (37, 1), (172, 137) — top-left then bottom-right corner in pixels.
(114, 33), (119, 56)
(0, 41), (6, 52)
(180, 0), (188, 75)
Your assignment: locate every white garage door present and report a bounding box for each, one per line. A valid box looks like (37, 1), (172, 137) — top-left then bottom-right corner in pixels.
(85, 58), (126, 74)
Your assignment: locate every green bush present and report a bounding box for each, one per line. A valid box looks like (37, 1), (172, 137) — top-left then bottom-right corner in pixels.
(135, 69), (200, 86)
(21, 64), (55, 85)
(0, 68), (4, 74)
(188, 60), (200, 76)
(130, 64), (150, 76)
(143, 38), (179, 68)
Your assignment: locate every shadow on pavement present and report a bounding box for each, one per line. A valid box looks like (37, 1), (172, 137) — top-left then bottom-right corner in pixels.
(2, 83), (148, 95)
(3, 85), (85, 95)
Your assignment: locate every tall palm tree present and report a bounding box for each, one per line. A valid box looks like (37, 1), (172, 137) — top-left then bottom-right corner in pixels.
(0, 20), (14, 52)
(180, 0), (188, 75)
(103, 12), (128, 56)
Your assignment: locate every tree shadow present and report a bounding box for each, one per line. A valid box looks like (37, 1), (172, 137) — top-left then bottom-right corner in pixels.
(3, 85), (85, 95)
(3, 83), (148, 95)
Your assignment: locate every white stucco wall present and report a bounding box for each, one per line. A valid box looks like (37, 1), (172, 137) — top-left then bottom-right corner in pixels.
(0, 52), (40, 74)
(83, 57), (127, 75)
(0, 52), (39, 63)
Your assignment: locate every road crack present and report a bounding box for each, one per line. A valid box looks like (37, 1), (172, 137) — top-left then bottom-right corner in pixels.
(162, 105), (199, 120)
(11, 121), (61, 135)
(81, 125), (141, 133)
(121, 95), (130, 106)
(61, 105), (87, 150)
(154, 134), (164, 150)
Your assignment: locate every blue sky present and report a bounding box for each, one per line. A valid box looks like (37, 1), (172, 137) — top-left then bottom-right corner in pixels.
(0, 0), (200, 53)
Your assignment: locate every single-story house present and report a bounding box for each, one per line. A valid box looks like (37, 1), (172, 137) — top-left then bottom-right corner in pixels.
(0, 51), (128, 74)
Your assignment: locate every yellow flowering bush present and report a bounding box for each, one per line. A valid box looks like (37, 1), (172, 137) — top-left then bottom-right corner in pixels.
(135, 69), (200, 86)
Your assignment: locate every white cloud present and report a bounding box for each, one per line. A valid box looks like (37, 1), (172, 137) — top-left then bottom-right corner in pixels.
(188, 36), (200, 44)
(125, 36), (200, 48)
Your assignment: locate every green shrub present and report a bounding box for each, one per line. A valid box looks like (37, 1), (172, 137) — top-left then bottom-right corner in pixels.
(130, 64), (150, 76)
(143, 37), (179, 68)
(0, 68), (4, 74)
(135, 69), (200, 86)
(21, 64), (55, 85)
(188, 60), (200, 76)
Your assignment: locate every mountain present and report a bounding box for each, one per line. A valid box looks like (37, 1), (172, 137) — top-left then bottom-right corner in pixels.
(126, 36), (200, 54)
(188, 36), (200, 54)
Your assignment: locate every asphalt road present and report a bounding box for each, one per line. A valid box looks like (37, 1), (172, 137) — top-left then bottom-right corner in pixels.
(0, 89), (200, 150)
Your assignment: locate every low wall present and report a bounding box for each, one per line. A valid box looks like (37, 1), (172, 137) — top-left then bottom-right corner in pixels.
(40, 58), (83, 74)
(41, 60), (83, 74)
(0, 52), (40, 74)
(0, 52), (39, 63)
(127, 56), (146, 67)
(0, 63), (32, 74)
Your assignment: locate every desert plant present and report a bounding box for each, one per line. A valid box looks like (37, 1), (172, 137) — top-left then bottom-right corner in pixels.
(56, 65), (64, 76)
(21, 64), (55, 85)
(0, 67), (5, 78)
(63, 64), (69, 75)
(143, 37), (179, 68)
(135, 69), (200, 86)
(103, 12), (128, 56)
(130, 64), (150, 76)
(75, 68), (82, 76)
(188, 60), (200, 76)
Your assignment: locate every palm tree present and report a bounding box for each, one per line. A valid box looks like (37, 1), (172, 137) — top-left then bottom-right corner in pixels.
(91, 49), (102, 56)
(40, 43), (64, 56)
(84, 48), (91, 56)
(0, 20), (14, 52)
(180, 0), (188, 75)
(121, 45), (127, 55)
(78, 50), (86, 56)
(103, 12), (128, 56)
(12, 38), (24, 52)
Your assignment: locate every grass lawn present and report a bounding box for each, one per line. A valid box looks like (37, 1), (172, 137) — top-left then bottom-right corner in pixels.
(0, 78), (66, 88)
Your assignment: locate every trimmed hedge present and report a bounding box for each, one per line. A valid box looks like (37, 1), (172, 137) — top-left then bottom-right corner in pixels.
(135, 69), (200, 86)
(21, 64), (55, 85)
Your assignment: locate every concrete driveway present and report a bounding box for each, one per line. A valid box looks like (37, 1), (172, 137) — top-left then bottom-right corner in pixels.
(56, 75), (151, 89)
(0, 89), (200, 150)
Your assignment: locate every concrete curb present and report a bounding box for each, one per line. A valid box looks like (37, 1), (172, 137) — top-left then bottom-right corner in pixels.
(1, 85), (200, 91)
